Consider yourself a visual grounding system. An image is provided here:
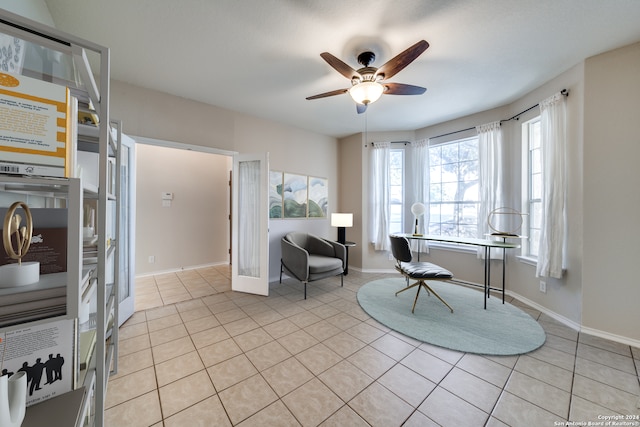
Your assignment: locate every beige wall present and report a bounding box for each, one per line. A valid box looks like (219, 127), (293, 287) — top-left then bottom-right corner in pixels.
(135, 144), (231, 275)
(583, 41), (640, 341)
(109, 81), (339, 281)
(0, 0), (54, 26)
(339, 133), (365, 268)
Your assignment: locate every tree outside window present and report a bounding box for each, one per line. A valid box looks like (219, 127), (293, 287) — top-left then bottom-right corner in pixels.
(428, 137), (479, 237)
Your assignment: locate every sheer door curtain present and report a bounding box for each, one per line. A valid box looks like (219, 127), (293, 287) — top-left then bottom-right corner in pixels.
(370, 142), (390, 251)
(238, 160), (261, 277)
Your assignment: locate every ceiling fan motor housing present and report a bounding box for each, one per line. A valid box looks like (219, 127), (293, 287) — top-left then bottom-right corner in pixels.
(353, 66), (378, 85)
(357, 51), (376, 67)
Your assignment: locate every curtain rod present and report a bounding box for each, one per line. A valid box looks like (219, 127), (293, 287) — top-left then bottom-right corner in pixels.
(500, 89), (569, 124)
(429, 89), (569, 140)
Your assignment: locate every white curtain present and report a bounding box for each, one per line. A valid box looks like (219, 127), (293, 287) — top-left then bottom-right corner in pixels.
(369, 142), (390, 250)
(477, 121), (503, 258)
(536, 92), (567, 278)
(238, 160), (260, 277)
(411, 139), (430, 252)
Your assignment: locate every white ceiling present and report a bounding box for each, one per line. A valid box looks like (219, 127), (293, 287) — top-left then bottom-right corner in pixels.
(44, 0), (640, 138)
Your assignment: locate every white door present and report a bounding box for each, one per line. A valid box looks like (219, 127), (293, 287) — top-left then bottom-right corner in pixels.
(116, 132), (136, 326)
(231, 152), (269, 296)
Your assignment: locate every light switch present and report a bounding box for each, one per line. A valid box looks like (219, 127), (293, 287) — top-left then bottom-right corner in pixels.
(162, 192), (174, 200)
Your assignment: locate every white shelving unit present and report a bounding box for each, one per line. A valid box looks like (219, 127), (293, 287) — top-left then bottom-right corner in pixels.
(0, 9), (118, 427)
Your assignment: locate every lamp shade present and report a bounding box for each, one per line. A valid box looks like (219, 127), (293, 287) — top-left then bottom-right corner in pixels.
(411, 203), (426, 217)
(331, 213), (353, 227)
(348, 81), (384, 105)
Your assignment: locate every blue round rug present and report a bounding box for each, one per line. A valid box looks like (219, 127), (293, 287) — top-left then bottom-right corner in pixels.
(357, 278), (546, 355)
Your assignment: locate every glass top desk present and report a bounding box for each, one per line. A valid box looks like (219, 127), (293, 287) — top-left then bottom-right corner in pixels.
(395, 234), (521, 309)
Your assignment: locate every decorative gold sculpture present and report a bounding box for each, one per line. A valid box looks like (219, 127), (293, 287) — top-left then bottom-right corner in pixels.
(487, 207), (524, 236)
(2, 202), (33, 264)
(0, 202), (39, 287)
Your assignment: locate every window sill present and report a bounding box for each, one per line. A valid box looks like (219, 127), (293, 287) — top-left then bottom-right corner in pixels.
(419, 241), (478, 255)
(517, 255), (537, 267)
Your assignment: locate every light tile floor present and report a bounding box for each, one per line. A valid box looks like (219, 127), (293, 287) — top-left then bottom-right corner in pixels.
(106, 266), (640, 426)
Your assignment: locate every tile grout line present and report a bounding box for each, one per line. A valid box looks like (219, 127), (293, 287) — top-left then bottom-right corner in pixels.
(121, 269), (640, 426)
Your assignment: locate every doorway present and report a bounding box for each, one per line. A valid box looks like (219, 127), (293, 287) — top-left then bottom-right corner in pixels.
(133, 136), (234, 276)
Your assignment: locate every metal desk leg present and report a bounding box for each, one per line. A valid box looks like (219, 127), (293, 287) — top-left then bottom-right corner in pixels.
(484, 246), (489, 309)
(502, 246), (506, 303)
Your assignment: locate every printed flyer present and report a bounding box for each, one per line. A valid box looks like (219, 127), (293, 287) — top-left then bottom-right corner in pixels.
(0, 72), (72, 177)
(0, 317), (74, 406)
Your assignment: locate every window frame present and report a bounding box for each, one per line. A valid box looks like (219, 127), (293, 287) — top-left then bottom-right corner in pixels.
(388, 147), (405, 235)
(521, 116), (542, 259)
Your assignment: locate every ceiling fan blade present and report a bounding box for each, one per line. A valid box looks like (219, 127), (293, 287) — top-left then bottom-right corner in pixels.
(320, 52), (360, 80)
(375, 40), (429, 80)
(383, 82), (427, 95)
(306, 88), (349, 100)
(356, 103), (367, 114)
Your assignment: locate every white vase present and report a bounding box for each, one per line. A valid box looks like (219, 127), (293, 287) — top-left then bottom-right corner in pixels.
(0, 372), (27, 427)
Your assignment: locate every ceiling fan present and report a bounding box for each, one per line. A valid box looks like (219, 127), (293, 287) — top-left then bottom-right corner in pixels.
(306, 40), (429, 114)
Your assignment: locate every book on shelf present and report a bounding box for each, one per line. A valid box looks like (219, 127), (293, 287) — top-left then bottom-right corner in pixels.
(0, 303), (66, 328)
(0, 296), (67, 316)
(0, 271), (67, 306)
(79, 329), (97, 370)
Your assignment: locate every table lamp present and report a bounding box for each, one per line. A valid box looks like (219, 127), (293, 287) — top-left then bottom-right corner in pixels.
(331, 213), (353, 244)
(411, 203), (426, 236)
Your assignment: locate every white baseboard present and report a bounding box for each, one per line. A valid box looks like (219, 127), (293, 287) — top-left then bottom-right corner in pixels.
(579, 326), (640, 349)
(507, 290), (582, 331)
(136, 262), (227, 278)
(507, 290), (640, 348)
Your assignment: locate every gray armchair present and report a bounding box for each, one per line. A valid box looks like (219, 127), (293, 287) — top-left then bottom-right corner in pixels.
(280, 232), (346, 299)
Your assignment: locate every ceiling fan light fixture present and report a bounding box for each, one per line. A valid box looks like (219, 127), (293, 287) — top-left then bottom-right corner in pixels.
(349, 81), (384, 105)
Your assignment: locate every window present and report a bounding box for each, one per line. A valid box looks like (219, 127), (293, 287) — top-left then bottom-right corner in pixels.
(389, 148), (404, 234)
(523, 117), (541, 257)
(428, 137), (480, 237)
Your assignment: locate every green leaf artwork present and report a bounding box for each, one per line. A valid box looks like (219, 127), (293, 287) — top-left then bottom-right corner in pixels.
(283, 173), (307, 218)
(269, 171), (283, 219)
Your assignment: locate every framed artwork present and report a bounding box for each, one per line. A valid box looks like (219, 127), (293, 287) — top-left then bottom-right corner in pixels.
(270, 171), (329, 219)
(283, 173), (307, 218)
(269, 170), (283, 219)
(308, 176), (328, 218)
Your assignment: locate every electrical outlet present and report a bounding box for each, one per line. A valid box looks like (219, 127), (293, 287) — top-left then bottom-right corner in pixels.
(539, 281), (546, 293)
(148, 255), (155, 263)
(388, 253), (394, 261)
